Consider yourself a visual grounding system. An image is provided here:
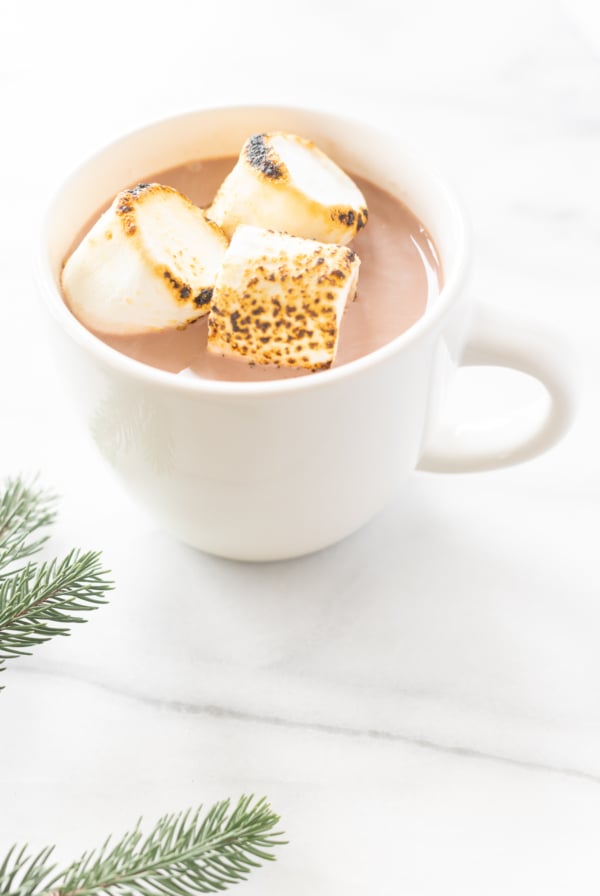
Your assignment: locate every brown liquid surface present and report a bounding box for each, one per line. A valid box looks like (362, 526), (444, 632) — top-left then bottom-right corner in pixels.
(82, 157), (442, 382)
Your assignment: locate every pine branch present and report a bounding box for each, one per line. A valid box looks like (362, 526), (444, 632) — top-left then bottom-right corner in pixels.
(0, 797), (286, 896)
(0, 477), (113, 685)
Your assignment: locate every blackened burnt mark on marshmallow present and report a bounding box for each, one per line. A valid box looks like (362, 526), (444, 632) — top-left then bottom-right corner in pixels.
(127, 183), (151, 198)
(194, 287), (213, 308)
(116, 184), (152, 215)
(245, 134), (284, 180)
(356, 208), (369, 230)
(163, 269), (180, 289)
(163, 269), (195, 304)
(116, 184), (155, 236)
(163, 268), (192, 302)
(338, 209), (356, 227)
(230, 311), (251, 335)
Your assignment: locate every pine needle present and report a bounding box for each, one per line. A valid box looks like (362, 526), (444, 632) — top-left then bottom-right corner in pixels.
(0, 478), (57, 576)
(0, 843), (60, 896)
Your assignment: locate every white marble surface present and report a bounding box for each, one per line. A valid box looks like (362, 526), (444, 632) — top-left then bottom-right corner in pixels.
(1, 0), (600, 892)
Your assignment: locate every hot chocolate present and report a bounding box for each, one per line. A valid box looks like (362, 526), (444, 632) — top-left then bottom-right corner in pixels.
(67, 157), (442, 382)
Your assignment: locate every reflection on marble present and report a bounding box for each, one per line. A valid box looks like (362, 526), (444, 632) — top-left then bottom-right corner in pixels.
(1, 0), (600, 892)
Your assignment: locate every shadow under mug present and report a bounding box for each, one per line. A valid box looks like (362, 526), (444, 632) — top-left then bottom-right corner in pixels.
(36, 105), (578, 561)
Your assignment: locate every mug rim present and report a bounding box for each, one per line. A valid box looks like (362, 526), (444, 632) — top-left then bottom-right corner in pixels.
(35, 103), (469, 398)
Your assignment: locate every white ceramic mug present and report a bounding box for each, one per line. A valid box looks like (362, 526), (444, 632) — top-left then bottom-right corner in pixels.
(36, 105), (578, 561)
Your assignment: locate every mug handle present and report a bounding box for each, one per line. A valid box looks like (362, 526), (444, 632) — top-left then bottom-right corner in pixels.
(417, 303), (579, 473)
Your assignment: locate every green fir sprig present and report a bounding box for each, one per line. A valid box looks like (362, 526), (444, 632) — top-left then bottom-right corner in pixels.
(0, 487), (285, 891)
(0, 477), (112, 685)
(0, 796), (285, 896)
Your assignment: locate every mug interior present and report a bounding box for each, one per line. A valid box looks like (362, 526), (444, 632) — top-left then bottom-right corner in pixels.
(39, 105), (467, 391)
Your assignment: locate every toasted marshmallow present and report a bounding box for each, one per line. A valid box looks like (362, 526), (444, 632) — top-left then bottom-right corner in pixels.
(207, 133), (368, 245)
(62, 183), (228, 335)
(207, 225), (360, 371)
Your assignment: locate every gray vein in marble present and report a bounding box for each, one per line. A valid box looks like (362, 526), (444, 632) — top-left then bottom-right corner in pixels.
(17, 664), (600, 788)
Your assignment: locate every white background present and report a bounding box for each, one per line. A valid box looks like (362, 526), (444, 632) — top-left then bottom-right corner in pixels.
(1, 1), (599, 893)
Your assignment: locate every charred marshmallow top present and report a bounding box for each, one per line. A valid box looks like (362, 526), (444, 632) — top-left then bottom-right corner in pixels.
(207, 225), (360, 370)
(62, 183), (228, 335)
(208, 133), (368, 245)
